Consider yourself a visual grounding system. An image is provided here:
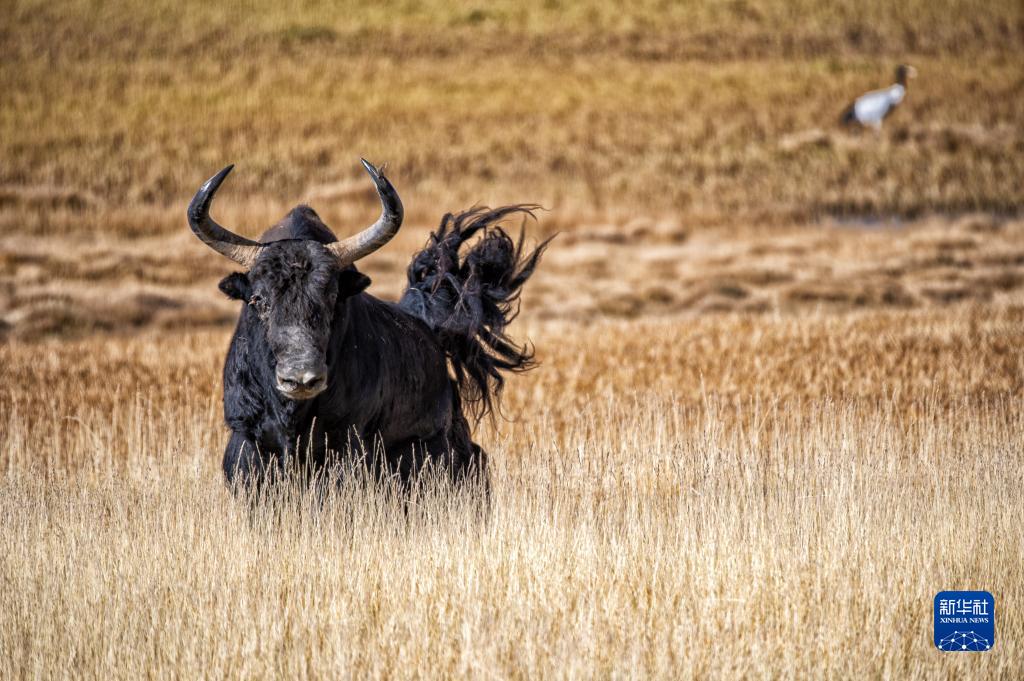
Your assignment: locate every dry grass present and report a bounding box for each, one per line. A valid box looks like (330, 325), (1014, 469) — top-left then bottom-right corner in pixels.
(2, 0), (1023, 239)
(4, 0), (1022, 341)
(2, 306), (1023, 678)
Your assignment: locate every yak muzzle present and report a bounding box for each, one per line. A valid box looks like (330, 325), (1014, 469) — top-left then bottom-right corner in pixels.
(275, 364), (327, 400)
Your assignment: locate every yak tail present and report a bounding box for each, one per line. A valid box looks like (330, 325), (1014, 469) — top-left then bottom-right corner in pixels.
(399, 205), (552, 421)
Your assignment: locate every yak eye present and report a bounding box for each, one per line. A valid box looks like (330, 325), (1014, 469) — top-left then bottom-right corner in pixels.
(249, 294), (268, 313)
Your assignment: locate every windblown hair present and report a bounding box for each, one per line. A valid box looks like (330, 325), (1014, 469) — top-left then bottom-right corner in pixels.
(399, 206), (552, 421)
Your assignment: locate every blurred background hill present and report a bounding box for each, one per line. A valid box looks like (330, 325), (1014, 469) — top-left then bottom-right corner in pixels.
(1, 0), (1022, 338)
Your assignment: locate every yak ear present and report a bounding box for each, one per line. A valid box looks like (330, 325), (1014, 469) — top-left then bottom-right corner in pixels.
(337, 269), (371, 297)
(219, 272), (251, 301)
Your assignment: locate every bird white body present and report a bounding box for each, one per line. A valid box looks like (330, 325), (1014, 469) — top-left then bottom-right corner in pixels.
(847, 83), (907, 130)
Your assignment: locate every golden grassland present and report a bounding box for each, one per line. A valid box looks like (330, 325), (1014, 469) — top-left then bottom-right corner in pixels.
(2, 305), (1024, 678)
(3, 0), (1024, 677)
(3, 0), (1023, 240)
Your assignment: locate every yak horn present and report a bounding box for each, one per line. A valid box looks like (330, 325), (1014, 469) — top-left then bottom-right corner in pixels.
(187, 165), (263, 268)
(326, 159), (404, 266)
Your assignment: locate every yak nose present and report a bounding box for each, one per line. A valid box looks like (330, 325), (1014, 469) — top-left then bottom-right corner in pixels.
(276, 366), (327, 396)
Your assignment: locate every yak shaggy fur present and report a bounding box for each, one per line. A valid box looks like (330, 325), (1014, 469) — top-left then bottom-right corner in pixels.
(217, 205), (547, 488)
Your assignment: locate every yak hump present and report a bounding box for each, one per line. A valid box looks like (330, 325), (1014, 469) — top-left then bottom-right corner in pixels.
(259, 205), (339, 244)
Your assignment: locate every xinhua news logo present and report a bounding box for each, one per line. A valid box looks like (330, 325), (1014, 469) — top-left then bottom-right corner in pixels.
(934, 591), (995, 652)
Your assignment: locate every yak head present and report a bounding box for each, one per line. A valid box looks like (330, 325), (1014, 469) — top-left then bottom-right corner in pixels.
(187, 159), (402, 401)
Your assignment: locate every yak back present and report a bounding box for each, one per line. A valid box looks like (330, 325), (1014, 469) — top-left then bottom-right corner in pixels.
(326, 293), (454, 439)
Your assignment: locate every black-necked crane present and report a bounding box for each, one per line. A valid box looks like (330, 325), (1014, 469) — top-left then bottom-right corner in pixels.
(840, 64), (917, 131)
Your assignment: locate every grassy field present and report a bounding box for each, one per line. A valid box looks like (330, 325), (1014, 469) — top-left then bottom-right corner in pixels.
(3, 0), (1023, 239)
(2, 0), (1024, 678)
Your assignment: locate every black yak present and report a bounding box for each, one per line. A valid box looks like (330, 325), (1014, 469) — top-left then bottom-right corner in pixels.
(187, 160), (548, 488)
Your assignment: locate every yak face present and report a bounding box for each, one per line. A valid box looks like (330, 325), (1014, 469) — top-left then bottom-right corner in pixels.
(190, 161), (401, 400)
(220, 240), (370, 401)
